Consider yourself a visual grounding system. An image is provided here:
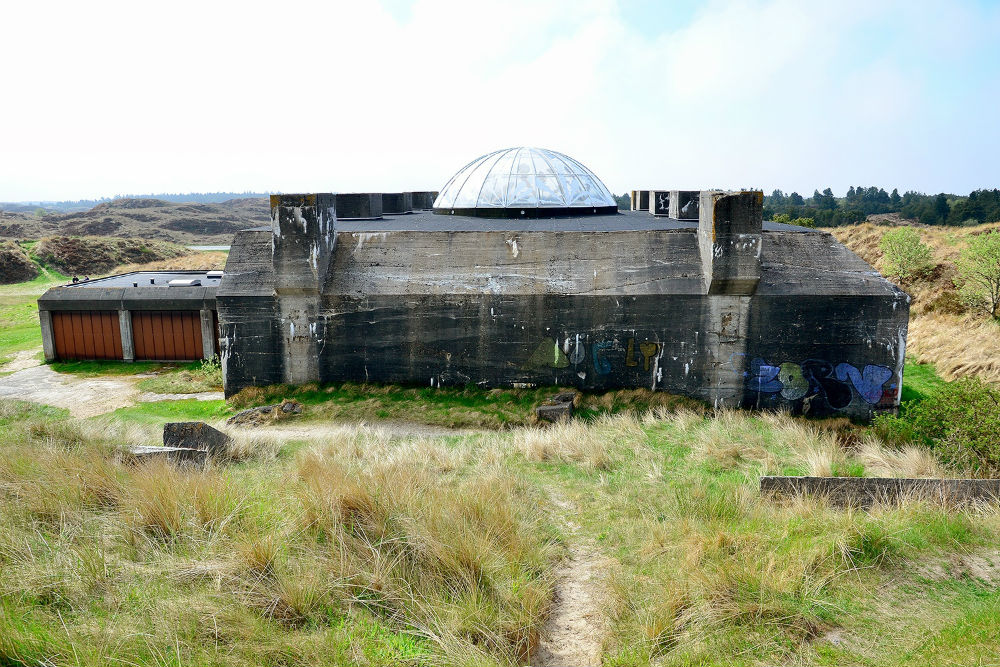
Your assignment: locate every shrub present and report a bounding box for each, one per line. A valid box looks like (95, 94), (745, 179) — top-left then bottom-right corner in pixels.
(879, 227), (934, 282)
(954, 229), (1000, 318)
(875, 378), (1000, 475)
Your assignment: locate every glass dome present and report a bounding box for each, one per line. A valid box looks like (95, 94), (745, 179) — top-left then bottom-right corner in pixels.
(433, 147), (619, 218)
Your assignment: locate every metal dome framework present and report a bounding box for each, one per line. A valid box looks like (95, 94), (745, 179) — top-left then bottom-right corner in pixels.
(433, 147), (619, 218)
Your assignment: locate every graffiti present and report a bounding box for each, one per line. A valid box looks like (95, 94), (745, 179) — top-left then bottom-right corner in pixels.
(526, 338), (569, 369)
(626, 339), (639, 367)
(834, 363), (893, 404)
(639, 341), (660, 371)
(593, 341), (613, 374)
(742, 356), (896, 409)
(778, 362), (809, 400)
(523, 335), (664, 377)
(568, 334), (586, 365)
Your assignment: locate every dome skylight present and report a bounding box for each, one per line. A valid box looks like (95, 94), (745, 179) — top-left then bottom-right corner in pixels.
(433, 147), (618, 218)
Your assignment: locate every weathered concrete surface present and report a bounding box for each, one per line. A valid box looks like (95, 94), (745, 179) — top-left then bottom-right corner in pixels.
(382, 192), (413, 215)
(335, 193), (382, 219)
(650, 190), (670, 216)
(536, 391), (577, 423)
(761, 476), (1000, 506)
(163, 421), (230, 458)
(38, 310), (56, 362)
(671, 190), (700, 220)
(217, 196), (909, 420)
(411, 191), (438, 210)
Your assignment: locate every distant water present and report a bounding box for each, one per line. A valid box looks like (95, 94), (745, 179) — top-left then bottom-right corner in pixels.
(187, 245), (230, 251)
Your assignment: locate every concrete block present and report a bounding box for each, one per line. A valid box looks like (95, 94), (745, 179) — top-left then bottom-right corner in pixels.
(335, 193), (382, 220)
(669, 190), (701, 220)
(271, 193), (337, 292)
(638, 190), (650, 212)
(650, 190), (670, 216)
(39, 309), (56, 362)
(382, 192), (413, 215)
(200, 309), (216, 360)
(698, 191), (763, 295)
(163, 421), (230, 459)
(119, 310), (135, 361)
(411, 191), (438, 210)
(761, 476), (1000, 507)
(536, 402), (572, 423)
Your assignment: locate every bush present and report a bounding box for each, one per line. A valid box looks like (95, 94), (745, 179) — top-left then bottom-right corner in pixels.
(874, 378), (1000, 474)
(954, 230), (1000, 318)
(879, 227), (934, 282)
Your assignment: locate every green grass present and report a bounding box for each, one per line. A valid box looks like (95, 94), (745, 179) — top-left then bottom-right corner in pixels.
(229, 382), (703, 429)
(901, 359), (949, 403)
(1, 394), (999, 665)
(101, 398), (231, 424)
(0, 268), (69, 365)
(49, 359), (171, 376)
(135, 358), (223, 394)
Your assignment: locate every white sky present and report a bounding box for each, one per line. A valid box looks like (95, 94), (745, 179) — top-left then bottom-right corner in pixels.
(1, 0), (998, 201)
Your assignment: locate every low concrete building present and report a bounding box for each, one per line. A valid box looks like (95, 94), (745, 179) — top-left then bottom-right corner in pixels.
(38, 270), (221, 362)
(216, 147), (910, 419)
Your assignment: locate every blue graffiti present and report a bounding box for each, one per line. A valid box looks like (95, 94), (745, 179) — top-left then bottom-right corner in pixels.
(593, 342), (612, 375)
(747, 359), (783, 393)
(742, 357), (894, 408)
(835, 363), (893, 404)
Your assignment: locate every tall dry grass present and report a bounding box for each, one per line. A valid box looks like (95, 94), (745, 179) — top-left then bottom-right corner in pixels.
(0, 400), (558, 665)
(907, 313), (1000, 383)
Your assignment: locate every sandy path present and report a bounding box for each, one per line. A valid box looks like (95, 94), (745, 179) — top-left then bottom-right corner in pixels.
(0, 349), (222, 417)
(531, 497), (608, 667)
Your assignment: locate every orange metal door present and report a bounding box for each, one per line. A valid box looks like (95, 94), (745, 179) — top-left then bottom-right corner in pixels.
(51, 311), (123, 360)
(131, 311), (203, 361)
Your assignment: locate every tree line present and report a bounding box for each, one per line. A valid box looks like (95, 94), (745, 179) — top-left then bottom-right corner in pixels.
(765, 187), (1000, 227)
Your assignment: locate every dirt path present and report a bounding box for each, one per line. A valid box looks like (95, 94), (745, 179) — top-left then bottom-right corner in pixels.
(0, 349), (222, 417)
(531, 497), (608, 667)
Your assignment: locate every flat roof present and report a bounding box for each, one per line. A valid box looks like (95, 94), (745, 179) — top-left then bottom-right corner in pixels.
(300, 209), (816, 233)
(64, 270), (223, 289)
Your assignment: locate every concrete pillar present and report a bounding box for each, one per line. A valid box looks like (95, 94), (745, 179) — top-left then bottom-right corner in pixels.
(200, 309), (216, 360)
(698, 190), (762, 295)
(382, 192), (413, 215)
(669, 190), (701, 220)
(335, 193), (382, 220)
(39, 310), (56, 362)
(650, 190), (670, 216)
(703, 295), (752, 409)
(638, 190), (650, 212)
(119, 310), (135, 362)
(271, 193), (337, 385)
(697, 191), (763, 408)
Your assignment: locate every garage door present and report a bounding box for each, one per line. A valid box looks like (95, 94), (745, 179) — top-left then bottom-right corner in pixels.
(132, 311), (204, 361)
(51, 311), (123, 360)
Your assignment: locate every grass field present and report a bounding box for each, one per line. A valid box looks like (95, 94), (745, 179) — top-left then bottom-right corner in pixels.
(3, 398), (999, 665)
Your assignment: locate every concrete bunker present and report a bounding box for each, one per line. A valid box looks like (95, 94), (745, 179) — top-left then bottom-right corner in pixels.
(215, 147), (910, 420)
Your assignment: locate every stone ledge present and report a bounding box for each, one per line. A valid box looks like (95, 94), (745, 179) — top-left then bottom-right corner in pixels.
(760, 476), (1000, 507)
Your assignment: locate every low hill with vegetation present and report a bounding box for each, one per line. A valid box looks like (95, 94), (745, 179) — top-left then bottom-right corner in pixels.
(0, 241), (38, 284)
(830, 221), (1000, 384)
(0, 197), (268, 245)
(33, 236), (193, 276)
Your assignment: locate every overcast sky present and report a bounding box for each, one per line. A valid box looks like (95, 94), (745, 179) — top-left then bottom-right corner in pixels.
(2, 0), (998, 201)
